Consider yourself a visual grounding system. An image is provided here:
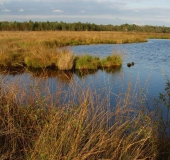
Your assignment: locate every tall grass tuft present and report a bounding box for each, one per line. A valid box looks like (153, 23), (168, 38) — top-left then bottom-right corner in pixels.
(56, 50), (75, 70)
(0, 43), (24, 67)
(24, 47), (58, 69)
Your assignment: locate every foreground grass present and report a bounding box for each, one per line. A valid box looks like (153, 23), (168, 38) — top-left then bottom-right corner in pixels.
(0, 75), (170, 159)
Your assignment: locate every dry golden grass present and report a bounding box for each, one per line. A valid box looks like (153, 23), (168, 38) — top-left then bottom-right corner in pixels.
(0, 75), (169, 159)
(57, 50), (75, 70)
(1, 31), (170, 47)
(0, 31), (170, 70)
(24, 46), (58, 68)
(0, 31), (146, 47)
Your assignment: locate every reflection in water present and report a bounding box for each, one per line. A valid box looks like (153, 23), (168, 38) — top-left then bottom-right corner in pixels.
(0, 66), (25, 76)
(27, 68), (74, 83)
(56, 71), (73, 83)
(0, 67), (74, 83)
(0, 65), (123, 109)
(102, 66), (122, 74)
(75, 69), (98, 78)
(75, 66), (122, 78)
(0, 66), (122, 82)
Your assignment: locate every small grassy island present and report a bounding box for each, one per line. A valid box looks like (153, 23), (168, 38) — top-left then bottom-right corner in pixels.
(0, 48), (122, 70)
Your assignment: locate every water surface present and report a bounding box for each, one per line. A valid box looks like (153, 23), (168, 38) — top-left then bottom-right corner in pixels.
(1, 39), (170, 108)
(71, 39), (170, 98)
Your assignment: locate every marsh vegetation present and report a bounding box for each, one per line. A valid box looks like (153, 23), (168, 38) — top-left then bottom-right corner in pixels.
(1, 31), (169, 71)
(0, 75), (170, 159)
(0, 31), (170, 159)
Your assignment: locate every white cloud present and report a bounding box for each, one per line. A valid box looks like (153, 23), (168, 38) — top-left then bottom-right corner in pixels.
(52, 9), (63, 13)
(0, 0), (10, 3)
(1, 8), (11, 12)
(133, 22), (144, 26)
(19, 8), (24, 12)
(134, 9), (139, 12)
(0, 0), (170, 26)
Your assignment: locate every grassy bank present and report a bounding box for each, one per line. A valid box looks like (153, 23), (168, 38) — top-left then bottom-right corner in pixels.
(1, 31), (170, 70)
(0, 76), (170, 159)
(0, 47), (122, 70)
(1, 31), (170, 48)
(0, 31), (148, 47)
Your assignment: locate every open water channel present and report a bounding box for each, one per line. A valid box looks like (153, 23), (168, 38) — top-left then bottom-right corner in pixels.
(1, 39), (170, 110)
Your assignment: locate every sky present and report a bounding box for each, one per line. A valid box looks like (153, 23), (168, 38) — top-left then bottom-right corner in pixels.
(0, 0), (170, 26)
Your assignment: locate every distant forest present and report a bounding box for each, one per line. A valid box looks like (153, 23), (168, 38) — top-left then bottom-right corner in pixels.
(0, 20), (170, 33)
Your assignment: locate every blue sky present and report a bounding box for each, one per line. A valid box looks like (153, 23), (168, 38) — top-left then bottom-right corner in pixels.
(0, 0), (170, 26)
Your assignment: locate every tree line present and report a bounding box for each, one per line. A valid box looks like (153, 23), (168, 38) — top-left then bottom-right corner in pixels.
(0, 20), (170, 33)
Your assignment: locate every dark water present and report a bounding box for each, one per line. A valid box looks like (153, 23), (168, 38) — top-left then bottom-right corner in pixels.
(1, 39), (170, 108)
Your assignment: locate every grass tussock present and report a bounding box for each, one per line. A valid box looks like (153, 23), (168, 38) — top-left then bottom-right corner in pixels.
(75, 54), (100, 70)
(0, 76), (169, 159)
(75, 53), (122, 70)
(100, 53), (123, 67)
(0, 44), (24, 67)
(24, 47), (58, 69)
(57, 50), (75, 70)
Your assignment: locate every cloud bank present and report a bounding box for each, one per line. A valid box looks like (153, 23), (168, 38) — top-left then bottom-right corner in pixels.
(0, 0), (170, 26)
